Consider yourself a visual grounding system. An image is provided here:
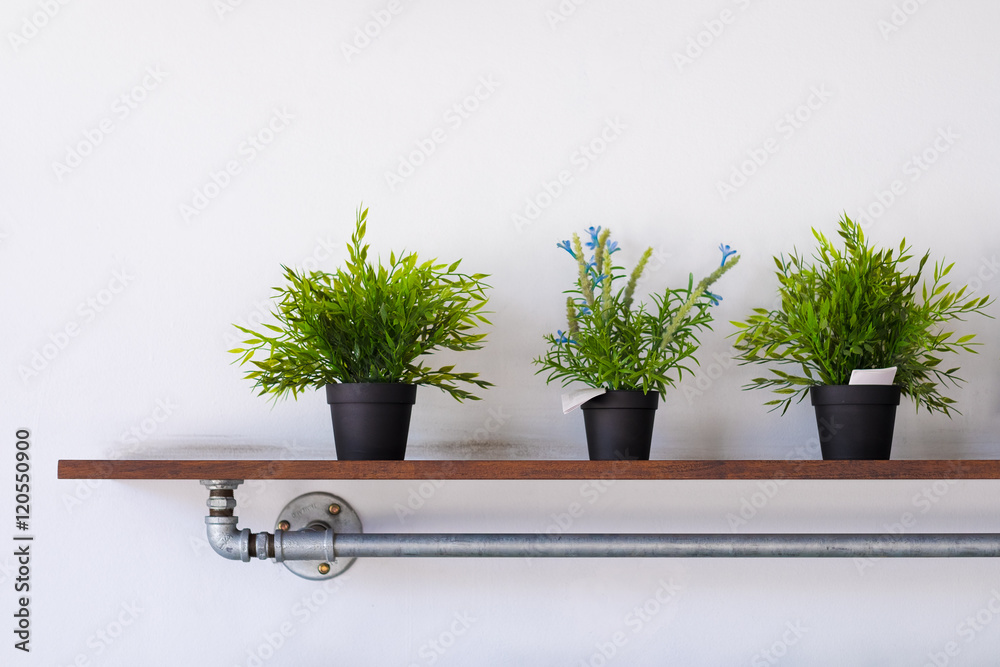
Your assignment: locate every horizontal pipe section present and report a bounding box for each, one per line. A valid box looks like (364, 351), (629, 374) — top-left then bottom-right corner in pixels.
(333, 533), (1000, 558)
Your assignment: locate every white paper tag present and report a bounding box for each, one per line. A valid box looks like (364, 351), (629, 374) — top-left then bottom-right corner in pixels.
(562, 388), (607, 414)
(849, 367), (897, 385)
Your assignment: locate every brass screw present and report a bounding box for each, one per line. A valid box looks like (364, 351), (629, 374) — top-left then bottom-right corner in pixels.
(277, 520), (290, 531)
(318, 563), (331, 575)
(328, 504), (341, 515)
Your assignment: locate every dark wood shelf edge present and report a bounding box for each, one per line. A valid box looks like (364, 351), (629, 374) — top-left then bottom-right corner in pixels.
(57, 459), (1000, 481)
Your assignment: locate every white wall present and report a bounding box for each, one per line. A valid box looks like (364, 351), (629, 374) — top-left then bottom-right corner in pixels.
(3, 0), (1000, 664)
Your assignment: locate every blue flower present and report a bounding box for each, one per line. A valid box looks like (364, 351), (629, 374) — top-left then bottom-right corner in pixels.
(592, 273), (608, 286)
(557, 240), (575, 258)
(556, 329), (576, 344)
(719, 243), (737, 266)
(584, 226), (602, 249)
(705, 290), (722, 306)
(606, 240), (619, 254)
(578, 306), (592, 316)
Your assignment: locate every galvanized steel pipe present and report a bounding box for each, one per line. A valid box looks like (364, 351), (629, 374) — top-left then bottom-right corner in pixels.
(200, 482), (1000, 570)
(202, 479), (337, 564)
(333, 533), (1000, 559)
(273, 525), (336, 563)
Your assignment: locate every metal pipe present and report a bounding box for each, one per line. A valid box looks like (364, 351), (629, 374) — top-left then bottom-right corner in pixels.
(203, 480), (252, 562)
(273, 527), (336, 563)
(205, 516), (252, 561)
(333, 533), (1000, 559)
(199, 482), (1000, 571)
(202, 480), (337, 564)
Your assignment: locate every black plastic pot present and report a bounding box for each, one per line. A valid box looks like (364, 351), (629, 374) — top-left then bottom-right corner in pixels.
(810, 385), (901, 460)
(580, 390), (660, 460)
(325, 383), (417, 460)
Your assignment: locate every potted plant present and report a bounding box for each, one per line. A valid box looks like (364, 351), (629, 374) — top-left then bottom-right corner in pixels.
(731, 214), (992, 459)
(534, 226), (739, 460)
(230, 205), (492, 460)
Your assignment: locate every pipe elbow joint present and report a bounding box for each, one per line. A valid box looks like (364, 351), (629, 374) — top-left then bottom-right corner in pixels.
(205, 516), (252, 562)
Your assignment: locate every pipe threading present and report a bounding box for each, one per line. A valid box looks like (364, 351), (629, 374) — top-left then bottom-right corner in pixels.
(207, 489), (236, 517)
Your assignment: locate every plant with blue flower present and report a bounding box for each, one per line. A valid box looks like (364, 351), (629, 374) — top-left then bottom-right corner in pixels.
(534, 226), (740, 398)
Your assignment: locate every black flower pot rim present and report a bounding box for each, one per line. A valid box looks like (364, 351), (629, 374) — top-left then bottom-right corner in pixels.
(325, 382), (417, 405)
(809, 384), (901, 406)
(581, 389), (660, 411)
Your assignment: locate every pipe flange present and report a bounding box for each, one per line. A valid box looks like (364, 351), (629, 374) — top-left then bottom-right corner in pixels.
(276, 492), (361, 580)
(200, 479), (244, 491)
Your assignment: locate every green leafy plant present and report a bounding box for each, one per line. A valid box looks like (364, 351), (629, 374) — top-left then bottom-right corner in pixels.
(533, 226), (740, 398)
(731, 214), (993, 415)
(230, 205), (492, 401)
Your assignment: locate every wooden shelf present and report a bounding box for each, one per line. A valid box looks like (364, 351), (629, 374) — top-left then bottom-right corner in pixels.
(57, 459), (1000, 481)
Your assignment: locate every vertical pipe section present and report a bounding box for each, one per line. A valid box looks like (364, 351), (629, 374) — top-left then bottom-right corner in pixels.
(201, 480), (336, 564)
